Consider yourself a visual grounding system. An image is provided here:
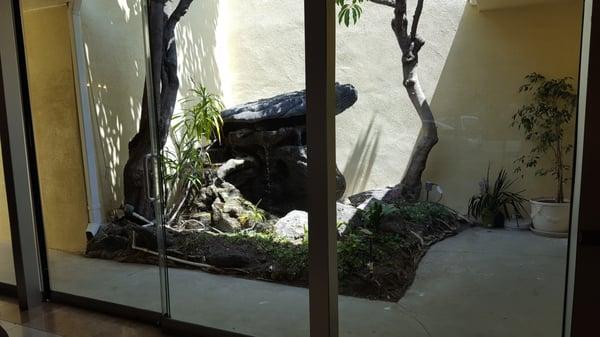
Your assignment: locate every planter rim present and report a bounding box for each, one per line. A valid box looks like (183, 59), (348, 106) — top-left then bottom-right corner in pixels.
(530, 198), (571, 206)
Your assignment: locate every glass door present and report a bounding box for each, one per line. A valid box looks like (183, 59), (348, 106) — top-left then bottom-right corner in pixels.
(15, 0), (165, 313)
(333, 0), (587, 336)
(155, 1), (312, 335)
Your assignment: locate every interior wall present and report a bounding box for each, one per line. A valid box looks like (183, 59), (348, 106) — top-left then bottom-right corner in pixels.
(0, 142), (10, 243)
(23, 4), (88, 252)
(425, 1), (583, 212)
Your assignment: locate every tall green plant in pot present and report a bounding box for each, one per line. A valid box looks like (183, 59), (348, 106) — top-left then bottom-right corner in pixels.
(511, 73), (576, 235)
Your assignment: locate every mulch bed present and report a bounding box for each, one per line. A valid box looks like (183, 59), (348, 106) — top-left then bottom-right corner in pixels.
(86, 201), (470, 302)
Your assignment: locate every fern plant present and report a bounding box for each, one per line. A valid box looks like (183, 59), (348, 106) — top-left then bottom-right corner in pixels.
(468, 166), (526, 228)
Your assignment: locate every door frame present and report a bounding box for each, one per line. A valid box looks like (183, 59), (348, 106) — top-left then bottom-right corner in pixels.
(566, 1), (600, 336)
(0, 0), (48, 309)
(1, 0), (598, 336)
(0, 0), (338, 335)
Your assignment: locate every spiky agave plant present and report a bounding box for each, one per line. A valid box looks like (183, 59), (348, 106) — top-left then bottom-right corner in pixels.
(468, 166), (527, 227)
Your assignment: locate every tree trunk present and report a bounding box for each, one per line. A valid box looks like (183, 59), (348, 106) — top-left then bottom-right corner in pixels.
(123, 0), (194, 220)
(391, 0), (438, 201)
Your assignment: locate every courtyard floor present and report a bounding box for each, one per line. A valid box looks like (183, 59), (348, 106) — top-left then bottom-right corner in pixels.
(0, 227), (567, 337)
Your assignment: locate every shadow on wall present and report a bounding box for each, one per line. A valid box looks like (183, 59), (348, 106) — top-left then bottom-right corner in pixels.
(425, 1), (582, 212)
(335, 0), (464, 196)
(343, 116), (381, 196)
(83, 0), (222, 214)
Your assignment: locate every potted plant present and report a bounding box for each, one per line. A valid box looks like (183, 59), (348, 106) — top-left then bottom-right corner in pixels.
(511, 73), (576, 235)
(468, 166), (527, 228)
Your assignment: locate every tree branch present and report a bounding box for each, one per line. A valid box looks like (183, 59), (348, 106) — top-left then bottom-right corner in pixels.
(410, 0), (424, 40)
(370, 0), (396, 8)
(391, 0), (409, 51)
(166, 0), (194, 33)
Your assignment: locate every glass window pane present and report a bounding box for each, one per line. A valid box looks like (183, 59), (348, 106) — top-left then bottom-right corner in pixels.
(163, 1), (309, 335)
(20, 0), (161, 311)
(336, 1), (583, 336)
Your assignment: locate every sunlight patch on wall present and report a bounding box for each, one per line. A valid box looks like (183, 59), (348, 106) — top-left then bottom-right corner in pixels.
(216, 0), (232, 107)
(117, 0), (131, 22)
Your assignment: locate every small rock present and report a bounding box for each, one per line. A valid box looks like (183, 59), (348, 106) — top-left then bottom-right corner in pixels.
(211, 181), (242, 201)
(336, 202), (363, 234)
(275, 205), (362, 242)
(217, 158), (256, 180)
(211, 198), (245, 232)
(350, 187), (403, 210)
(190, 212), (212, 224)
(194, 187), (216, 211)
(274, 210), (308, 243)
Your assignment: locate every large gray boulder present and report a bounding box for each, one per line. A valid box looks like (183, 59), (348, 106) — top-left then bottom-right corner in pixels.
(221, 83), (357, 125)
(212, 84), (358, 216)
(274, 210), (308, 244)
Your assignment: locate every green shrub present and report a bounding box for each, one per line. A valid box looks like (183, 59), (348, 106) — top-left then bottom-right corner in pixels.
(395, 201), (453, 225)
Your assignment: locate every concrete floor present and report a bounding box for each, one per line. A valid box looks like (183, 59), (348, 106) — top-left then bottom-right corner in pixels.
(0, 227), (568, 337)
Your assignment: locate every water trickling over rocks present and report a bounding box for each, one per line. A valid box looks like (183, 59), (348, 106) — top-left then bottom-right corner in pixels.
(212, 83), (358, 216)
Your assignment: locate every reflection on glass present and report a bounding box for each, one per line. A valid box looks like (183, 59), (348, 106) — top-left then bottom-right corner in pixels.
(335, 0), (582, 336)
(22, 0), (311, 334)
(0, 137), (15, 285)
(21, 1), (161, 311)
(163, 1), (310, 335)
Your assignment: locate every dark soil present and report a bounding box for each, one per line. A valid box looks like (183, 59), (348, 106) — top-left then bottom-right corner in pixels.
(86, 201), (469, 302)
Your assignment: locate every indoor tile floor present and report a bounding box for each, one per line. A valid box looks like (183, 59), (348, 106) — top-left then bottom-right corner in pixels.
(0, 296), (171, 337)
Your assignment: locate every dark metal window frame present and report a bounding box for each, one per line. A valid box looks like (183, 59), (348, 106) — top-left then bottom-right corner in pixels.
(1, 0), (598, 336)
(569, 1), (600, 336)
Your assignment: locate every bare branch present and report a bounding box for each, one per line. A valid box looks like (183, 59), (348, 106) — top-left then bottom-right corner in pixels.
(166, 0), (194, 33)
(370, 0), (396, 8)
(410, 0), (424, 41)
(391, 0), (409, 50)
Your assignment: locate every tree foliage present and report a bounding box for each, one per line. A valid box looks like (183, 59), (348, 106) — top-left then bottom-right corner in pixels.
(511, 73), (576, 203)
(336, 0), (365, 27)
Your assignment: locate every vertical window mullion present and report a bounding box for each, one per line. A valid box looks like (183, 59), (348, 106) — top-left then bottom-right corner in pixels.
(305, 0), (338, 336)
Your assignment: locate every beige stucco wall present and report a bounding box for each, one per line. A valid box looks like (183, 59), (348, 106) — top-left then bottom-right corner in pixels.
(80, 0), (223, 212)
(23, 5), (89, 252)
(222, 0), (583, 211)
(425, 1), (583, 212)
(73, 0), (583, 220)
